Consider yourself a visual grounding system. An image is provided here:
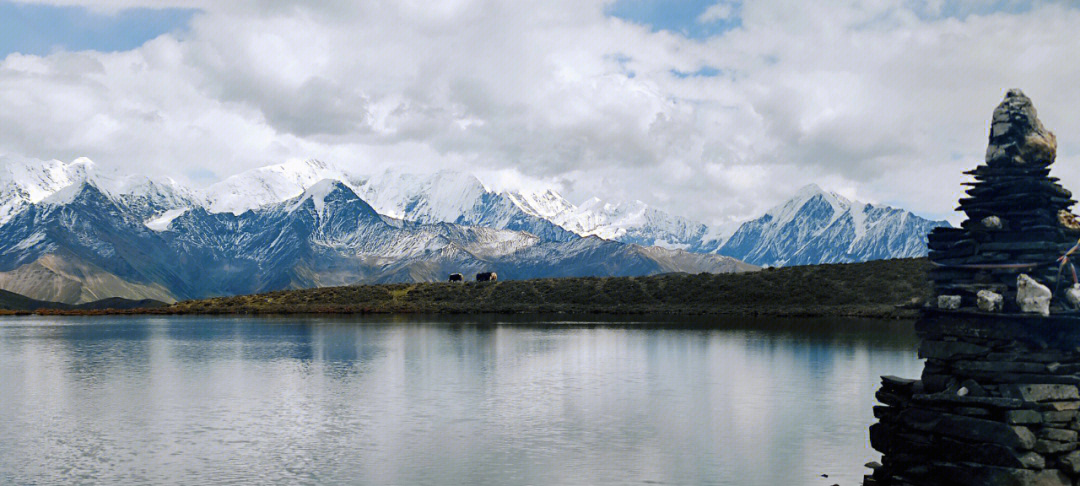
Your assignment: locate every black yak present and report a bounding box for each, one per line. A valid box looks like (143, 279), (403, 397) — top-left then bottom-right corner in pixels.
(448, 273), (463, 282)
(476, 272), (497, 282)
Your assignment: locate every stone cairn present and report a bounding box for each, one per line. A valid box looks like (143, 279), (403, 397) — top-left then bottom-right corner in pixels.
(865, 90), (1080, 486)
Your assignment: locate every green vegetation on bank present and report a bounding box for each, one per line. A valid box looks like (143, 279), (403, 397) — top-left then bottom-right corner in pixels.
(161, 258), (931, 318)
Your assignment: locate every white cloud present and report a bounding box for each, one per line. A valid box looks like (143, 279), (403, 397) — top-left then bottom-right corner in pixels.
(698, 2), (735, 24)
(1, 0), (1079, 228)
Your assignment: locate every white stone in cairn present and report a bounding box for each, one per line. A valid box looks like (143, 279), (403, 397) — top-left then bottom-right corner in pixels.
(1066, 283), (1080, 309)
(938, 295), (961, 310)
(977, 290), (1003, 312)
(1017, 274), (1052, 317)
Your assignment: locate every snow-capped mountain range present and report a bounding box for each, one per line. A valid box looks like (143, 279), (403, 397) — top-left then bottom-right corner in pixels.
(0, 156), (946, 303)
(508, 190), (724, 252)
(0, 157), (754, 303)
(198, 159), (717, 248)
(0, 155), (201, 224)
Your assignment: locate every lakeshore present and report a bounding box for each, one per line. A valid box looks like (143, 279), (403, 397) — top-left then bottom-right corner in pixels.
(3, 258), (931, 319)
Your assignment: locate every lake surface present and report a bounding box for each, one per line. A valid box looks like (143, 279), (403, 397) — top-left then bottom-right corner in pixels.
(0, 315), (922, 485)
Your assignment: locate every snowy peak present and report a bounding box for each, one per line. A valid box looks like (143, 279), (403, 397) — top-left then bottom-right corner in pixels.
(509, 191), (718, 252)
(205, 159), (352, 215)
(42, 180), (98, 206)
(0, 155), (203, 227)
(353, 169), (578, 242)
(506, 188), (577, 221)
(719, 185), (950, 267)
(107, 175), (197, 202)
(0, 156), (94, 223)
(105, 175), (203, 224)
(764, 184), (849, 228)
(285, 179), (378, 220)
(354, 169), (489, 223)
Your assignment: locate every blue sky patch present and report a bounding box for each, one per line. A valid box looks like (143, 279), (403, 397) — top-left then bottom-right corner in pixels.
(607, 0), (741, 39)
(910, 0), (1036, 21)
(0, 1), (197, 57)
(671, 66), (723, 78)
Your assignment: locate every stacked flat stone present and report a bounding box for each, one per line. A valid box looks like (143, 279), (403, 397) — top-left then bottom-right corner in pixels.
(927, 89), (1080, 314)
(866, 315), (1080, 486)
(866, 92), (1080, 486)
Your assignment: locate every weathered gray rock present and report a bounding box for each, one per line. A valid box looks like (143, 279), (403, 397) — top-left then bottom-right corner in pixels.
(1006, 410), (1043, 425)
(1042, 410), (1077, 423)
(960, 379), (987, 397)
(985, 89), (1058, 167)
(939, 294), (962, 310)
(1018, 452), (1046, 471)
(954, 360), (1046, 374)
(1034, 439), (1075, 454)
(1060, 450), (1080, 474)
(1041, 401), (1079, 412)
(935, 435), (1048, 470)
(919, 340), (989, 360)
(1017, 274), (1052, 317)
(956, 406), (991, 417)
(978, 289), (1004, 312)
(1010, 384), (1080, 403)
(1038, 427), (1077, 442)
(934, 463), (1069, 486)
(913, 392), (1023, 409)
(1065, 283), (1080, 309)
(1019, 451), (1045, 470)
(882, 375), (918, 389)
(934, 413), (1036, 450)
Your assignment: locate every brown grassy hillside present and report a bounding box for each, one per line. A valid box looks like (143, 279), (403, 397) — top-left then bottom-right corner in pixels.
(162, 258), (931, 318)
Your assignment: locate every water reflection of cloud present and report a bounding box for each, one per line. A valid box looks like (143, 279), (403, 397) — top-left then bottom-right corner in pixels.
(0, 315), (922, 485)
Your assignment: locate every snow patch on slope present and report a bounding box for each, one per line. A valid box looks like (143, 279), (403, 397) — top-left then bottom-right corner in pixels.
(14, 231), (46, 251)
(850, 202), (869, 241)
(42, 182), (90, 206)
(145, 209), (189, 231)
(291, 179), (340, 215)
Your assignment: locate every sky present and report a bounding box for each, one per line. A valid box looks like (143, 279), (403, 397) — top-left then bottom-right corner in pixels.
(0, 0), (1078, 229)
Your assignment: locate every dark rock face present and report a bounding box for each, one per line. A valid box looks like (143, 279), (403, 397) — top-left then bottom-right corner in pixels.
(866, 91), (1080, 486)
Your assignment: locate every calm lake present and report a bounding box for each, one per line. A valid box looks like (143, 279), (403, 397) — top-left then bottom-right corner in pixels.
(0, 315), (922, 485)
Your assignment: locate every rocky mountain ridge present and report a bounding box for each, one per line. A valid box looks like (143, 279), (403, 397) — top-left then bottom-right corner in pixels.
(0, 175), (753, 304)
(717, 184), (949, 267)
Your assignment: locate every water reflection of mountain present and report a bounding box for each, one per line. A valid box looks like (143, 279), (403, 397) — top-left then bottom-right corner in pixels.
(0, 315), (921, 486)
